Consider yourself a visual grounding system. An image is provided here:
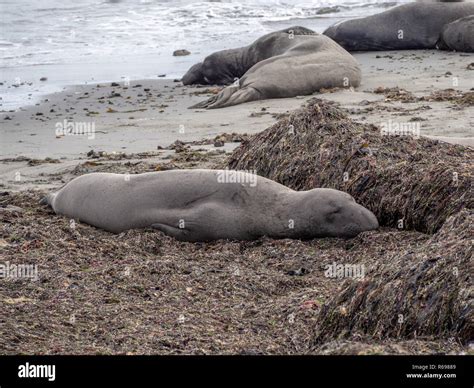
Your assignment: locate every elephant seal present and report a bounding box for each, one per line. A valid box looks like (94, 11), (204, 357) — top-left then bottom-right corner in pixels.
(182, 27), (361, 109)
(41, 170), (378, 242)
(438, 15), (474, 52)
(182, 26), (316, 86)
(323, 3), (474, 51)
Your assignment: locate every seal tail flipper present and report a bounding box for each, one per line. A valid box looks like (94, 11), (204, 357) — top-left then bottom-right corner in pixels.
(189, 85), (261, 109)
(188, 85), (240, 109)
(214, 86), (261, 108)
(188, 94), (219, 109)
(39, 192), (55, 208)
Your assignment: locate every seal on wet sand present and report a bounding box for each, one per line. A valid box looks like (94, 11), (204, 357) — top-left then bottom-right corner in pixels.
(323, 3), (474, 51)
(182, 27), (361, 109)
(438, 15), (474, 53)
(41, 170), (378, 242)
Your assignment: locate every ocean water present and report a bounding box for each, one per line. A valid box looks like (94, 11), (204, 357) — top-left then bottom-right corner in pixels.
(0, 0), (404, 109)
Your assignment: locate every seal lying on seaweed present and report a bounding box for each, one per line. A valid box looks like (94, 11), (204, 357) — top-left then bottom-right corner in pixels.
(41, 169), (378, 242)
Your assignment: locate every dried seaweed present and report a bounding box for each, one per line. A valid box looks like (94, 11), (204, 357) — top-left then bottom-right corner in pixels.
(2, 190), (468, 354)
(313, 209), (473, 345)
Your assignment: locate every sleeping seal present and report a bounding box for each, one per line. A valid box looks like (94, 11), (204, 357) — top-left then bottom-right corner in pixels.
(182, 27), (361, 109)
(323, 3), (474, 51)
(438, 15), (474, 52)
(41, 170), (378, 242)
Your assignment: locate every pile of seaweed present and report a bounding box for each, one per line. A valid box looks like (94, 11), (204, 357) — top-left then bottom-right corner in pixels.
(227, 98), (473, 234)
(313, 208), (473, 345)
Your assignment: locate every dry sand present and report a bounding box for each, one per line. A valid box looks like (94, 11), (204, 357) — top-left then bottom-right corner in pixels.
(0, 50), (472, 355)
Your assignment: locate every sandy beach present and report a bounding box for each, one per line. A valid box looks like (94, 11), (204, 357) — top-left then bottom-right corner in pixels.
(1, 49), (473, 192)
(0, 47), (473, 356)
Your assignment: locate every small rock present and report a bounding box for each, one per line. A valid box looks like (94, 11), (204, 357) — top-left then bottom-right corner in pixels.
(287, 268), (309, 276)
(173, 49), (191, 56)
(168, 140), (188, 153)
(87, 150), (106, 158)
(213, 140), (225, 148)
(40, 77), (47, 81)
(111, 82), (120, 87)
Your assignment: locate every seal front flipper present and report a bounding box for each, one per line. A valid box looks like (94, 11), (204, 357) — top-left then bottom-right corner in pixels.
(151, 223), (190, 241)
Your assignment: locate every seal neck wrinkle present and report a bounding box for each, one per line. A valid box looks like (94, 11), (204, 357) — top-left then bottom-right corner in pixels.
(265, 191), (313, 239)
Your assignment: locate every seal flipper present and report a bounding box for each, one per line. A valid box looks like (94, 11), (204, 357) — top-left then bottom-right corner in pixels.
(189, 94), (219, 109)
(214, 86), (261, 108)
(39, 192), (56, 208)
(151, 223), (190, 241)
(189, 85), (240, 109)
(189, 85), (261, 109)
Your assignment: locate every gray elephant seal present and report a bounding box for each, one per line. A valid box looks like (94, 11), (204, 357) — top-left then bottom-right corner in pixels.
(41, 170), (378, 242)
(323, 3), (474, 51)
(183, 27), (361, 109)
(438, 16), (474, 52)
(183, 26), (315, 86)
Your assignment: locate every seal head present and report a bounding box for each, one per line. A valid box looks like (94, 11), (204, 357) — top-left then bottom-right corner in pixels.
(299, 189), (379, 238)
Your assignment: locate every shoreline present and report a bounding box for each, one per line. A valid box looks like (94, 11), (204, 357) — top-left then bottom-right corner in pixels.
(0, 16), (346, 112)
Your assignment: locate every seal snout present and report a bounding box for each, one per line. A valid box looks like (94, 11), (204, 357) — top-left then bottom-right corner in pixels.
(359, 205), (379, 231)
(182, 62), (204, 85)
(338, 204), (378, 238)
(304, 189), (379, 238)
